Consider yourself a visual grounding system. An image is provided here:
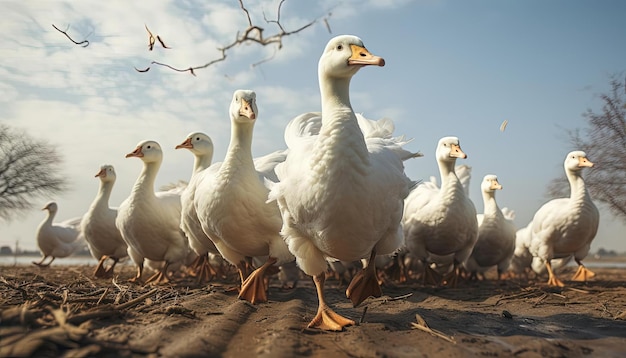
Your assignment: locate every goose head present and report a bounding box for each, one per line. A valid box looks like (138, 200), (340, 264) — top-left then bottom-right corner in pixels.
(481, 174), (502, 194)
(175, 132), (214, 157)
(318, 35), (385, 80)
(230, 90), (257, 125)
(42, 201), (58, 213)
(125, 140), (163, 164)
(436, 136), (467, 163)
(564, 150), (593, 173)
(95, 164), (116, 183)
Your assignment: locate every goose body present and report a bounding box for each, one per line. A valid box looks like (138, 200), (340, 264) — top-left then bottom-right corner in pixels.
(115, 140), (190, 284)
(194, 90), (292, 303)
(81, 165), (128, 277)
(175, 132), (222, 282)
(403, 136), (478, 286)
(269, 35), (416, 330)
(509, 221), (571, 278)
(34, 202), (84, 267)
(528, 151), (599, 286)
(465, 175), (516, 279)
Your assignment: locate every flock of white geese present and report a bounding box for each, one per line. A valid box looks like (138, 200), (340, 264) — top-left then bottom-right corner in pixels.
(33, 35), (600, 331)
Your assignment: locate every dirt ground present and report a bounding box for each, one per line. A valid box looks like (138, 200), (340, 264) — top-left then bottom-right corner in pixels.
(1, 261), (625, 358)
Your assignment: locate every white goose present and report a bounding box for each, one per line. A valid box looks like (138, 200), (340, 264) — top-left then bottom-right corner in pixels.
(81, 165), (128, 278)
(529, 150), (599, 286)
(509, 222), (534, 277)
(194, 90), (293, 304)
(175, 132), (222, 283)
(34, 202), (84, 267)
(115, 140), (190, 284)
(465, 175), (516, 279)
(403, 136), (478, 286)
(269, 35), (417, 331)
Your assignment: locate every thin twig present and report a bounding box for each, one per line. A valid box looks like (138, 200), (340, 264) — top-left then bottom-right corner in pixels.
(359, 306), (368, 324)
(135, 0), (332, 75)
(411, 313), (456, 344)
(566, 287), (591, 294)
(385, 293), (413, 302)
(96, 287), (109, 305)
(115, 288), (158, 310)
(51, 24), (89, 47)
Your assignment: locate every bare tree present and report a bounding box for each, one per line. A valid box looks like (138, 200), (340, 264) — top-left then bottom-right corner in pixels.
(547, 73), (626, 219)
(0, 124), (67, 221)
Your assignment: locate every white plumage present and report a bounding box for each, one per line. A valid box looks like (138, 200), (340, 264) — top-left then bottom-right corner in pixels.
(33, 201), (84, 267)
(81, 165), (128, 277)
(529, 150), (599, 286)
(175, 132), (222, 282)
(509, 221), (572, 278)
(403, 136), (478, 286)
(194, 90), (293, 304)
(465, 175), (516, 279)
(269, 35), (417, 330)
(115, 140), (190, 284)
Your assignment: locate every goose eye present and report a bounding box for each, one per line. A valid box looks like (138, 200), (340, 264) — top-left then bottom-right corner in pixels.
(147, 145), (151, 149)
(196, 137), (200, 141)
(337, 45), (343, 50)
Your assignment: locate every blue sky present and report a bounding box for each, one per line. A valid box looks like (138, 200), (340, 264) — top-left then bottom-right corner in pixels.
(1, 0), (625, 252)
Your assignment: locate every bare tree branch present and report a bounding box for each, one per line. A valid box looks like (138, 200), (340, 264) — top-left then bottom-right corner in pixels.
(51, 24), (89, 47)
(135, 0), (332, 75)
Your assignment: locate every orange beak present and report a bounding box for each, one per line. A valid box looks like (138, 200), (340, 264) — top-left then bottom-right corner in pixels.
(95, 168), (107, 178)
(240, 99), (256, 120)
(578, 156), (594, 167)
(450, 144), (467, 159)
(348, 44), (385, 67)
(490, 180), (502, 190)
(126, 146), (143, 158)
(175, 137), (193, 150)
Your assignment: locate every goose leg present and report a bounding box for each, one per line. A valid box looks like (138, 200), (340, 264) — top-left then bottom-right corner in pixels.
(94, 255), (109, 278)
(422, 261), (443, 286)
(32, 255), (50, 267)
(308, 273), (355, 331)
(129, 263), (144, 283)
(198, 254), (219, 284)
(41, 256), (55, 267)
(236, 257), (254, 286)
(384, 254), (407, 283)
(571, 259), (595, 282)
(186, 254), (204, 277)
(545, 260), (564, 287)
(346, 250), (383, 307)
(145, 262), (171, 285)
(239, 256), (277, 304)
(442, 260), (461, 287)
(103, 257), (119, 278)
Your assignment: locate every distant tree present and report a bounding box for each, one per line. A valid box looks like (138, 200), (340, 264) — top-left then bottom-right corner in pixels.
(0, 124), (67, 221)
(547, 74), (626, 220)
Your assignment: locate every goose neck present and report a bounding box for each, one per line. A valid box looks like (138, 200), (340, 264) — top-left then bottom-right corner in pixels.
(437, 160), (456, 185)
(319, 74), (354, 123)
(132, 162), (160, 195)
(482, 192), (500, 217)
(225, 123), (254, 165)
(193, 153), (213, 175)
(93, 181), (114, 207)
(567, 169), (589, 203)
